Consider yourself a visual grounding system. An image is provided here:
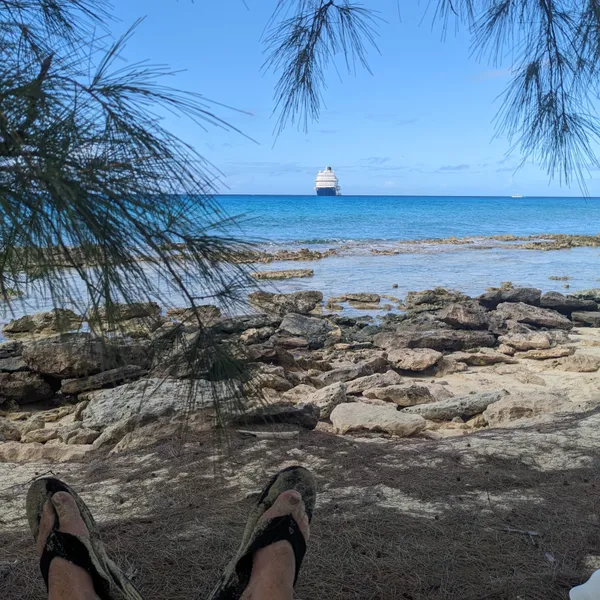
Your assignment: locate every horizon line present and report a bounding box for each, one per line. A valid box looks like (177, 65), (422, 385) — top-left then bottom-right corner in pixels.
(214, 193), (600, 199)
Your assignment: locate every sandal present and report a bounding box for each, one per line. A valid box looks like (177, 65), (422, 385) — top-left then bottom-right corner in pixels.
(208, 465), (316, 600)
(26, 477), (144, 600)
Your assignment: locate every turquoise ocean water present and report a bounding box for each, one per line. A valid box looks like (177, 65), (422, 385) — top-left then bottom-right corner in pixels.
(215, 194), (600, 308)
(220, 195), (600, 245)
(3, 195), (600, 325)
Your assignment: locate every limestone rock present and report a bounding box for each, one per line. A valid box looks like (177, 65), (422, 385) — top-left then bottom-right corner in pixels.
(82, 378), (234, 429)
(494, 302), (573, 330)
(572, 312), (600, 327)
(251, 372), (293, 392)
(60, 365), (146, 395)
(272, 335), (309, 349)
(479, 287), (541, 308)
(302, 382), (347, 418)
(403, 390), (508, 421)
(447, 350), (516, 366)
(23, 335), (120, 378)
(514, 371), (547, 386)
(21, 428), (58, 444)
(230, 403), (320, 430)
(66, 428), (101, 445)
(252, 269), (314, 280)
(165, 305), (222, 327)
(282, 384), (317, 403)
(437, 302), (490, 330)
(345, 371), (403, 395)
(248, 291), (323, 316)
(364, 384), (434, 407)
(217, 314), (280, 333)
(387, 348), (442, 371)
(498, 344), (516, 356)
(0, 441), (93, 462)
(279, 313), (335, 340)
(518, 347), (575, 360)
(483, 392), (573, 427)
(20, 415), (46, 434)
(239, 327), (275, 345)
(330, 402), (426, 436)
(0, 357), (27, 372)
(0, 417), (21, 441)
(4, 308), (83, 336)
(498, 332), (552, 351)
(374, 329), (495, 352)
(0, 372), (54, 405)
(540, 292), (597, 315)
(318, 363), (373, 385)
(345, 293), (380, 303)
(405, 288), (469, 312)
(557, 354), (600, 372)
(0, 340), (23, 358)
(94, 302), (161, 321)
(435, 358), (469, 375)
(73, 401), (89, 421)
(571, 288), (600, 302)
(92, 417), (137, 449)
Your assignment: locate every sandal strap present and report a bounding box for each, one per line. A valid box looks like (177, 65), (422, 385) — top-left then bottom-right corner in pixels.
(236, 514), (307, 587)
(40, 530), (110, 598)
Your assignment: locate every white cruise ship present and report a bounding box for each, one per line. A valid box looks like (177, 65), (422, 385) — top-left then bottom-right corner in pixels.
(315, 166), (341, 196)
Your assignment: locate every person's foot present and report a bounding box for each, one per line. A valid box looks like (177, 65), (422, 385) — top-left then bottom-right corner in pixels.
(37, 492), (97, 600)
(241, 490), (310, 600)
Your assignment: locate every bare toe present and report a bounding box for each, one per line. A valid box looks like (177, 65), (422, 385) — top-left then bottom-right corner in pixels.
(259, 490), (310, 542)
(51, 492), (89, 539)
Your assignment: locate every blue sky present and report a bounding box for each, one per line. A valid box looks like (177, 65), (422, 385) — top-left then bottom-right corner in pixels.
(109, 1), (597, 196)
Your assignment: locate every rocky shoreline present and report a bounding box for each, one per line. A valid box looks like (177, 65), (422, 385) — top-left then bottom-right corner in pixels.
(1, 283), (600, 462)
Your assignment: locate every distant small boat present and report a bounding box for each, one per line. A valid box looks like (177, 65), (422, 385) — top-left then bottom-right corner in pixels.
(511, 193), (523, 198)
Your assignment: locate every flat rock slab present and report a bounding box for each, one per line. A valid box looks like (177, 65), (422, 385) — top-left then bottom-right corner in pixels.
(279, 313), (335, 339)
(0, 357), (27, 372)
(483, 391), (575, 427)
(301, 382), (347, 418)
(572, 312), (600, 327)
(494, 302), (573, 330)
(557, 354), (600, 372)
(387, 348), (442, 371)
(403, 390), (508, 421)
(479, 287), (541, 308)
(318, 363), (373, 385)
(498, 332), (551, 351)
(518, 347), (575, 360)
(330, 402), (426, 436)
(61, 365), (147, 395)
(448, 350), (517, 366)
(249, 291), (323, 316)
(0, 372), (54, 405)
(437, 302), (490, 330)
(82, 378), (234, 429)
(364, 384), (435, 407)
(230, 403), (320, 430)
(540, 292), (597, 315)
(345, 371), (403, 395)
(374, 329), (495, 352)
(251, 269), (314, 280)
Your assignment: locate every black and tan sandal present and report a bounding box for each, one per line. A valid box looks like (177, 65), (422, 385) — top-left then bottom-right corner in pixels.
(26, 477), (144, 600)
(208, 465), (316, 600)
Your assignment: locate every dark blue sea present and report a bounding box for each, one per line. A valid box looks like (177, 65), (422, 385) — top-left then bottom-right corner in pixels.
(218, 195), (600, 245)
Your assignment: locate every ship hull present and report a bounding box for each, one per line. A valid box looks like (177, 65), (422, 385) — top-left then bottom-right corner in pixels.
(316, 187), (338, 196)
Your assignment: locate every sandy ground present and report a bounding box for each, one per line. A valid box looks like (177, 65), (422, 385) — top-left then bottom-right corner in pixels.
(2, 402), (600, 600)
